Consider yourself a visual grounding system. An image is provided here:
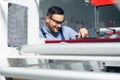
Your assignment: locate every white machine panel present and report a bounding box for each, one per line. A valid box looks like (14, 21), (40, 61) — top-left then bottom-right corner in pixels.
(20, 42), (120, 56)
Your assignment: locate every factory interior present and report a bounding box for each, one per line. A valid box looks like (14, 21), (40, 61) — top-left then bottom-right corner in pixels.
(0, 0), (120, 80)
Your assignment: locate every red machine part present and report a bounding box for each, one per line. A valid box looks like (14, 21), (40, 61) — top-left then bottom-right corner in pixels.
(107, 32), (120, 35)
(91, 0), (117, 6)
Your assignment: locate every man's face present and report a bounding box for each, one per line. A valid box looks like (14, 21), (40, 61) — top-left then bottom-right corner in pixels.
(46, 14), (64, 33)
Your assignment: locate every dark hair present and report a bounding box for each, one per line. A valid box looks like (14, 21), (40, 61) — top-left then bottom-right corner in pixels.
(46, 6), (64, 17)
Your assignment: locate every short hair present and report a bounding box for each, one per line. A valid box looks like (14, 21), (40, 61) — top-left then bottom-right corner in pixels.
(46, 6), (64, 17)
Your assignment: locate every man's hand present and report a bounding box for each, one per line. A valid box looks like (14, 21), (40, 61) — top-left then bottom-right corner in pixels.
(78, 28), (89, 38)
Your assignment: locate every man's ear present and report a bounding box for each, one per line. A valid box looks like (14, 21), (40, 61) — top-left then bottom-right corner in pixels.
(46, 16), (50, 23)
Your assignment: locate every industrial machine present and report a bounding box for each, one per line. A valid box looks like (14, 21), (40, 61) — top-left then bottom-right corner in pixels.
(0, 0), (120, 80)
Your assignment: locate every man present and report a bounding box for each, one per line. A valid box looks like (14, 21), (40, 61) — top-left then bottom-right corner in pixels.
(39, 6), (89, 40)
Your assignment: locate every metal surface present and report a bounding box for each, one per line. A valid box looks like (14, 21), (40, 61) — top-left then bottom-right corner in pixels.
(99, 27), (120, 33)
(0, 67), (120, 80)
(20, 42), (120, 56)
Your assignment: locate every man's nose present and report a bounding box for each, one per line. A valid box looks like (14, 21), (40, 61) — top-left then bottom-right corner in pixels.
(57, 24), (62, 27)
